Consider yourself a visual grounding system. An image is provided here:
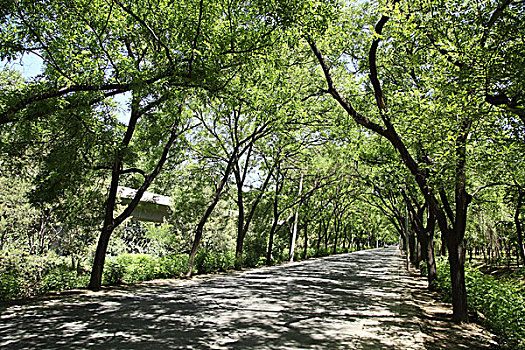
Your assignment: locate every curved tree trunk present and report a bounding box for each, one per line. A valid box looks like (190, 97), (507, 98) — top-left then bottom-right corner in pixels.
(89, 225), (113, 290)
(89, 163), (120, 291)
(187, 152), (236, 276)
(88, 98), (184, 290)
(306, 14), (472, 324)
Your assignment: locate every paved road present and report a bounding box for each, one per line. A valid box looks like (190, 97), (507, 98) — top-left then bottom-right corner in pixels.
(0, 247), (426, 349)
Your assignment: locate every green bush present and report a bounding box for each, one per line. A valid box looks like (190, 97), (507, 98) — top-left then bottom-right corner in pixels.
(419, 260), (428, 278)
(317, 247), (331, 257)
(306, 247), (316, 259)
(434, 257), (451, 302)
(242, 235), (267, 268)
(434, 259), (525, 349)
(0, 270), (20, 300)
(0, 252), (89, 300)
(465, 266), (525, 349)
(119, 254), (157, 283)
(102, 259), (126, 285)
(335, 247), (346, 254)
(102, 253), (190, 285)
(41, 265), (89, 292)
(157, 254), (189, 278)
(195, 250), (235, 273)
(276, 248), (290, 262)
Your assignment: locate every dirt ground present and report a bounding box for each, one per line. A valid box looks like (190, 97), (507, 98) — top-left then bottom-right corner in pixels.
(403, 271), (499, 349)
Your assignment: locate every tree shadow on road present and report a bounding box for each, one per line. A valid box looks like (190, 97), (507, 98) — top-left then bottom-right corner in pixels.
(0, 248), (497, 349)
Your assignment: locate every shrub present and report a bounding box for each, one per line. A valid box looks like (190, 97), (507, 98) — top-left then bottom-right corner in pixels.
(243, 235), (267, 268)
(434, 259), (525, 349)
(103, 254), (156, 284)
(464, 266), (525, 349)
(102, 253), (190, 285)
(195, 250), (235, 274)
(41, 265), (89, 292)
(306, 247), (317, 259)
(434, 257), (451, 302)
(0, 252), (89, 300)
(157, 254), (189, 278)
(119, 254), (157, 283)
(102, 258), (126, 285)
(317, 247), (331, 257)
(0, 269), (20, 301)
(419, 260), (427, 278)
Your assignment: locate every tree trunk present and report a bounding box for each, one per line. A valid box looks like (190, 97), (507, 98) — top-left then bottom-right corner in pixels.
(187, 152), (236, 276)
(316, 220), (322, 257)
(447, 233), (468, 322)
(0, 229), (6, 251)
(408, 228), (417, 266)
(235, 173), (245, 269)
(307, 27), (473, 324)
(303, 221), (308, 259)
(89, 226), (112, 290)
(266, 215), (279, 266)
(332, 217), (339, 255)
(425, 232), (438, 289)
(514, 191), (525, 267)
(266, 170), (284, 266)
(416, 240), (422, 267)
(441, 233), (447, 256)
(423, 209), (438, 289)
(89, 163), (120, 291)
(88, 99), (184, 290)
(446, 120), (471, 323)
(187, 222), (205, 276)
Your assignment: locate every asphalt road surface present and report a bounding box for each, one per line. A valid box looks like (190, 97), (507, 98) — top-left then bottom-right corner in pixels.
(0, 247), (459, 349)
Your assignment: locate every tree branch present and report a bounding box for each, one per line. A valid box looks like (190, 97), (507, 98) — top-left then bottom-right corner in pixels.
(114, 100), (185, 227)
(369, 13), (390, 111)
(120, 168), (147, 178)
(188, 0), (205, 78)
(439, 189), (455, 225)
(113, 0), (174, 66)
(480, 0), (513, 47)
(305, 35), (386, 136)
(471, 182), (508, 198)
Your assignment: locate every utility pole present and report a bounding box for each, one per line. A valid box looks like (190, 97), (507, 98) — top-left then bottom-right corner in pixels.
(289, 168), (304, 262)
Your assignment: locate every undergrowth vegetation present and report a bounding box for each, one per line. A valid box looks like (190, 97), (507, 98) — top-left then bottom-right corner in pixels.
(434, 258), (525, 349)
(0, 245), (360, 302)
(0, 251), (88, 301)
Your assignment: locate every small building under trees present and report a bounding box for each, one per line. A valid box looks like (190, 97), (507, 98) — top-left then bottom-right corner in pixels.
(117, 186), (173, 223)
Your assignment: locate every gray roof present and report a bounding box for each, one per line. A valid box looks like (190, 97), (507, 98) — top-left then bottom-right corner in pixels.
(117, 186), (173, 207)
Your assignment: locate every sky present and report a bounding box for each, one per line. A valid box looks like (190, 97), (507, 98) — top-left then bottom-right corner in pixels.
(2, 53), (130, 124)
(2, 52), (43, 79)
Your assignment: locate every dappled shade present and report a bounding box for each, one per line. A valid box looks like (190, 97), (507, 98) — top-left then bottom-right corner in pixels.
(2, 247), (427, 349)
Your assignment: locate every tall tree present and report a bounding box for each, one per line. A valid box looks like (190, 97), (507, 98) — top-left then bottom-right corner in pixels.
(1, 0), (308, 290)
